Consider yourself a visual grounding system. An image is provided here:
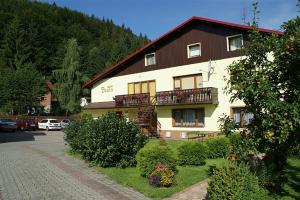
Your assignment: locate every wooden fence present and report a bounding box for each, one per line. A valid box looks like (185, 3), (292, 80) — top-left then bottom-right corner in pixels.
(0, 115), (72, 123)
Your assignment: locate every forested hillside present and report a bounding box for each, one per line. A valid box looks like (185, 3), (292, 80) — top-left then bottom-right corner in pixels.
(0, 0), (149, 114)
(0, 0), (149, 78)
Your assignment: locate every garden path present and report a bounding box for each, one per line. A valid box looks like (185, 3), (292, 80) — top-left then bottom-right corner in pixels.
(163, 179), (209, 200)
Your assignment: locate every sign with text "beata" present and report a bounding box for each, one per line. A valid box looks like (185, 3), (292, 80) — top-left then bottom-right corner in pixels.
(101, 85), (113, 93)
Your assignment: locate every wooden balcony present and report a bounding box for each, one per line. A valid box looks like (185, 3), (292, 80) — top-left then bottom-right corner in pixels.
(115, 93), (150, 107)
(156, 87), (218, 105)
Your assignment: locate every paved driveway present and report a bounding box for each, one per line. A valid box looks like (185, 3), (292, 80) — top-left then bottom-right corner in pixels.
(0, 131), (150, 200)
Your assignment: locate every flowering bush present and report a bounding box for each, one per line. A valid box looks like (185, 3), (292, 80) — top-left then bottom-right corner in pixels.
(136, 143), (177, 177)
(149, 162), (176, 187)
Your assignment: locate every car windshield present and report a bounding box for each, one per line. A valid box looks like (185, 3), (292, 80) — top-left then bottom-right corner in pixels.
(50, 120), (59, 123)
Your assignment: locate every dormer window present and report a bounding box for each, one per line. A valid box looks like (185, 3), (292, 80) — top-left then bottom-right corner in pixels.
(227, 34), (243, 51)
(187, 43), (201, 58)
(145, 53), (156, 66)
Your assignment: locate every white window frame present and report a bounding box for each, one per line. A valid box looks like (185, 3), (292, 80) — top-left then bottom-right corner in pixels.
(226, 34), (243, 51)
(187, 43), (201, 58)
(145, 53), (156, 66)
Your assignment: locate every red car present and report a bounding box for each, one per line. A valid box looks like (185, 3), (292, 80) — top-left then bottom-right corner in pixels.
(16, 119), (37, 131)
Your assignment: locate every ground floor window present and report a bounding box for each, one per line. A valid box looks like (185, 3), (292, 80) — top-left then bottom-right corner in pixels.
(231, 107), (254, 127)
(172, 108), (204, 127)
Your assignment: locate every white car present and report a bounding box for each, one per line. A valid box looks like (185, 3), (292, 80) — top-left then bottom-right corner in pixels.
(38, 119), (62, 131)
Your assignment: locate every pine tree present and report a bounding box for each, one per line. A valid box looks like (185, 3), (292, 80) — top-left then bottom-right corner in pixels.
(53, 38), (81, 114)
(0, 17), (31, 70)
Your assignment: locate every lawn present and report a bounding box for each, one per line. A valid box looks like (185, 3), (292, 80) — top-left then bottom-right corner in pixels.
(100, 158), (225, 199)
(100, 139), (226, 199)
(68, 139), (300, 200)
(276, 158), (300, 200)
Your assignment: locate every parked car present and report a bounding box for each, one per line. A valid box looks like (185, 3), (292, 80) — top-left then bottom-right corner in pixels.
(0, 119), (18, 132)
(16, 119), (36, 131)
(38, 119), (61, 131)
(60, 119), (71, 129)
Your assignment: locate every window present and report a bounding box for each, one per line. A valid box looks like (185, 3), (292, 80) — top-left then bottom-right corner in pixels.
(227, 35), (243, 51)
(231, 107), (254, 127)
(174, 74), (203, 90)
(187, 43), (201, 58)
(145, 53), (156, 66)
(128, 80), (156, 97)
(172, 109), (204, 127)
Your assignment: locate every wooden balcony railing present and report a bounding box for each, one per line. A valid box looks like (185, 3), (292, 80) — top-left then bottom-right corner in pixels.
(156, 87), (218, 105)
(115, 93), (150, 107)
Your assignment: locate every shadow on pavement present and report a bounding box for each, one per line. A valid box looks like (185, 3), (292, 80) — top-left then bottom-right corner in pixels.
(0, 131), (46, 143)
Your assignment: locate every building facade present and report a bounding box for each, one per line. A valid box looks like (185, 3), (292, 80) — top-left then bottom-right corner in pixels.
(82, 16), (282, 139)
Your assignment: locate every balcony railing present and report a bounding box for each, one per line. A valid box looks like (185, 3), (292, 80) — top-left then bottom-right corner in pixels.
(156, 87), (218, 105)
(115, 93), (150, 107)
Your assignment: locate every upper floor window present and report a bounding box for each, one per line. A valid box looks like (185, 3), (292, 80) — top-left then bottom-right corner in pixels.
(187, 43), (201, 58)
(174, 74), (203, 90)
(145, 53), (156, 66)
(227, 35), (243, 51)
(128, 80), (156, 97)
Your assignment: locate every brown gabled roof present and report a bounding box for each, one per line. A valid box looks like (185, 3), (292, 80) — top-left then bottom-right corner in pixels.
(82, 16), (284, 88)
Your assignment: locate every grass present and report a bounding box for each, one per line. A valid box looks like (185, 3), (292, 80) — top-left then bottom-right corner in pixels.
(67, 139), (226, 199)
(67, 139), (300, 199)
(275, 158), (300, 200)
(100, 158), (225, 200)
(100, 139), (226, 199)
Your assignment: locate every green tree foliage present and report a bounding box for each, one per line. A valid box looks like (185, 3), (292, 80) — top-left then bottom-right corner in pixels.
(0, 65), (45, 114)
(0, 0), (149, 78)
(53, 38), (81, 114)
(0, 17), (30, 70)
(226, 12), (300, 191)
(0, 0), (149, 114)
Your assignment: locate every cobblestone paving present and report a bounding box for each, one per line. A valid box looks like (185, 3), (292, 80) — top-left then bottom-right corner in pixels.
(0, 131), (150, 200)
(164, 179), (209, 200)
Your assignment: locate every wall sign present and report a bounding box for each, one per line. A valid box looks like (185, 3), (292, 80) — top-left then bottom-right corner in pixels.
(101, 85), (113, 93)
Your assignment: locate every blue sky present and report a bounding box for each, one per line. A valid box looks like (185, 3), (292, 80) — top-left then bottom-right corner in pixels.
(38, 0), (299, 40)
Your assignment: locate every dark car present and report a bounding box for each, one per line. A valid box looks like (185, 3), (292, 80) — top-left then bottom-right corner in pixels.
(16, 119), (36, 131)
(60, 119), (71, 129)
(0, 119), (18, 132)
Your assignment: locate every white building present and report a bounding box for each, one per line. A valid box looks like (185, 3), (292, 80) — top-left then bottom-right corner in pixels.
(82, 16), (283, 139)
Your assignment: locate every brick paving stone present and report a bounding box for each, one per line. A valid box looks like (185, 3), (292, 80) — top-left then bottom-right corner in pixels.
(163, 179), (209, 200)
(0, 131), (150, 200)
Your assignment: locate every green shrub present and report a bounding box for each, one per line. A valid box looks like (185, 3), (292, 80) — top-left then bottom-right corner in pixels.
(65, 112), (148, 168)
(64, 114), (92, 155)
(289, 142), (300, 159)
(218, 114), (236, 136)
(208, 161), (269, 200)
(136, 143), (177, 177)
(205, 137), (230, 159)
(228, 134), (258, 162)
(177, 142), (207, 166)
(149, 162), (176, 187)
